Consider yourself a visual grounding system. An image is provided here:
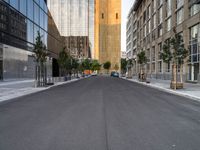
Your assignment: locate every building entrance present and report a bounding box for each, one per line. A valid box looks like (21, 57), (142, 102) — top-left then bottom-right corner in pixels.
(189, 63), (199, 82)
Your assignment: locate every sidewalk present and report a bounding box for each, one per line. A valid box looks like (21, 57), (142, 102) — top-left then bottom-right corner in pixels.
(0, 77), (85, 103)
(124, 76), (200, 101)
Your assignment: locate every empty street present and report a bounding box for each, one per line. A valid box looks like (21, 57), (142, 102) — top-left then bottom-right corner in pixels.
(0, 77), (200, 150)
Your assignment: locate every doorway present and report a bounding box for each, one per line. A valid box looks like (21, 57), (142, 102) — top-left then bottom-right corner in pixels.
(189, 63), (199, 81)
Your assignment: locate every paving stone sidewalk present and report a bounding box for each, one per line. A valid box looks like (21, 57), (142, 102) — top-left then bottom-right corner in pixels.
(124, 76), (200, 101)
(0, 77), (83, 103)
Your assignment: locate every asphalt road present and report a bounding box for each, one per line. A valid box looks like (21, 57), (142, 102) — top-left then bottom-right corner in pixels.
(1, 76), (200, 150)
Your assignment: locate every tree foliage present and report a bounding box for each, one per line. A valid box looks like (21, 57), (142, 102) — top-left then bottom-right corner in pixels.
(103, 61), (111, 70)
(137, 51), (147, 65)
(91, 60), (101, 71)
(33, 31), (48, 64)
(121, 58), (127, 72)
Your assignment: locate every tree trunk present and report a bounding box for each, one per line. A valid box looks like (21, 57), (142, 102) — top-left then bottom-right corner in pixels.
(180, 64), (183, 83)
(173, 63), (177, 90)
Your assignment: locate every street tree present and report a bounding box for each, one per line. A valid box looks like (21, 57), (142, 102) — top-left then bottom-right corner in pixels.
(33, 31), (48, 87)
(103, 61), (111, 74)
(91, 60), (101, 72)
(137, 50), (147, 80)
(121, 58), (127, 74)
(160, 29), (188, 89)
(57, 47), (68, 77)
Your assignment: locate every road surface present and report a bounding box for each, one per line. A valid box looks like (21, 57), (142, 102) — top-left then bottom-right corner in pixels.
(0, 76), (200, 150)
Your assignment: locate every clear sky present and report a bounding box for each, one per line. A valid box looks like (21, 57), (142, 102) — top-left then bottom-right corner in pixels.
(121, 0), (135, 52)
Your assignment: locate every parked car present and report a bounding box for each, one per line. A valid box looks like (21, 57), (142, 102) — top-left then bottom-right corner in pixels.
(111, 71), (119, 77)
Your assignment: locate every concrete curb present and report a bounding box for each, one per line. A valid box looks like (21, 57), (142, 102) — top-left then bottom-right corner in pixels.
(0, 77), (88, 103)
(122, 77), (200, 102)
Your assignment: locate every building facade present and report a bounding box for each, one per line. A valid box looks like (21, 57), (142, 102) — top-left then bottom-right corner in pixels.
(127, 0), (200, 83)
(47, 0), (94, 59)
(95, 0), (121, 72)
(0, 0), (63, 80)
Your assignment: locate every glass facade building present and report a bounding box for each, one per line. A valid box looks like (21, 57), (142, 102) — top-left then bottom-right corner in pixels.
(0, 0), (63, 80)
(47, 0), (95, 58)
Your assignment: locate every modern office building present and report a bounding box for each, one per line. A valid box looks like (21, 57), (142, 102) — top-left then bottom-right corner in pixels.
(95, 0), (121, 72)
(47, 0), (94, 59)
(126, 0), (200, 83)
(0, 0), (63, 80)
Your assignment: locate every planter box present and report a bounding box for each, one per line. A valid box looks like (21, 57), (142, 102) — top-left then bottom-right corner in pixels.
(170, 82), (184, 89)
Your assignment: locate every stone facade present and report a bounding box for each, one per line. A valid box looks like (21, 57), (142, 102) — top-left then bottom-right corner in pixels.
(95, 0), (121, 73)
(126, 0), (200, 83)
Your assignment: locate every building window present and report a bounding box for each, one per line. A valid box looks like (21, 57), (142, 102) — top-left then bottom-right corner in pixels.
(10, 0), (19, 10)
(190, 4), (200, 16)
(152, 0), (156, 13)
(189, 24), (200, 63)
(19, 0), (27, 16)
(158, 7), (162, 24)
(144, 24), (147, 37)
(176, 0), (184, 9)
(34, 3), (39, 25)
(102, 13), (104, 19)
(27, 0), (33, 21)
(158, 24), (163, 37)
(158, 0), (163, 7)
(176, 8), (183, 25)
(152, 14), (156, 29)
(116, 13), (118, 19)
(166, 17), (171, 31)
(166, 0), (172, 17)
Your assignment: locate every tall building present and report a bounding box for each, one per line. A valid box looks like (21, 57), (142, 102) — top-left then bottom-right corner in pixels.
(47, 0), (94, 58)
(95, 0), (121, 72)
(0, 0), (63, 80)
(127, 0), (200, 83)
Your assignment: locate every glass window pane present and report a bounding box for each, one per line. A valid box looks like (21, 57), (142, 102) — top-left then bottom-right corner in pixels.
(27, 20), (34, 43)
(34, 3), (40, 25)
(39, 0), (44, 10)
(19, 0), (27, 16)
(44, 13), (48, 31)
(27, 0), (33, 21)
(34, 24), (39, 43)
(40, 10), (44, 29)
(10, 0), (19, 10)
(34, 0), (39, 5)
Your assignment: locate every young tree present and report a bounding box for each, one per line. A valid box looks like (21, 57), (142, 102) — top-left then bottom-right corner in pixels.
(91, 60), (101, 72)
(82, 58), (91, 70)
(33, 31), (48, 87)
(160, 28), (188, 89)
(103, 61), (111, 74)
(121, 58), (127, 74)
(71, 58), (79, 77)
(57, 47), (68, 77)
(137, 50), (147, 79)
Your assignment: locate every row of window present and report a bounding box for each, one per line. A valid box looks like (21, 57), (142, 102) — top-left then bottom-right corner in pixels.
(135, 0), (200, 41)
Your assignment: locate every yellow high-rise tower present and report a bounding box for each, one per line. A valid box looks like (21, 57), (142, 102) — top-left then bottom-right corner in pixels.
(95, 0), (121, 73)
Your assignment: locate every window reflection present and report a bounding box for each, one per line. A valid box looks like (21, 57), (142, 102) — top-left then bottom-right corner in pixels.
(34, 24), (39, 43)
(19, 0), (26, 16)
(27, 20), (34, 43)
(34, 3), (39, 25)
(10, 0), (19, 10)
(27, 0), (33, 21)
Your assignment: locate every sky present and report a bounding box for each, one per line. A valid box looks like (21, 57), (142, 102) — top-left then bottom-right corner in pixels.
(121, 0), (135, 52)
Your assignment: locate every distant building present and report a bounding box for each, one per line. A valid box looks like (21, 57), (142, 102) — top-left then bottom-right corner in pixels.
(126, 0), (200, 83)
(121, 51), (126, 59)
(47, 0), (94, 59)
(95, 0), (121, 72)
